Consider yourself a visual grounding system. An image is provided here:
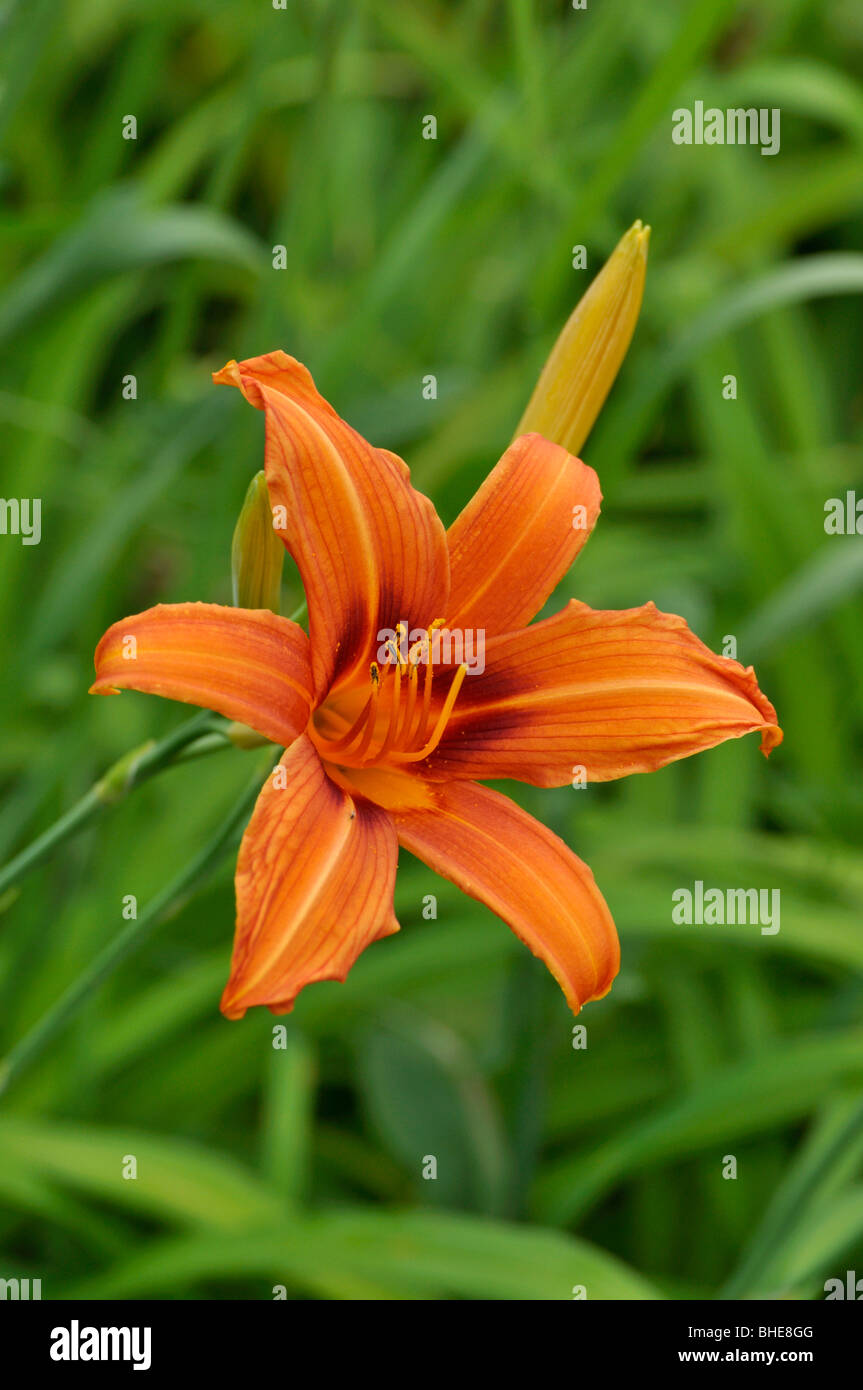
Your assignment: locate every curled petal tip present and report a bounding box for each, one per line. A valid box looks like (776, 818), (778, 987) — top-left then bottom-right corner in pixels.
(422, 599), (782, 787)
(212, 359), (240, 387)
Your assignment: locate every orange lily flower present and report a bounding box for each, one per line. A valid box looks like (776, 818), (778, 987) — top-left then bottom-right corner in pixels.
(91, 350), (781, 1020)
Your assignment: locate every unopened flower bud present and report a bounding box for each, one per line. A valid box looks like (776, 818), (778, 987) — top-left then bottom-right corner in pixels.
(231, 470), (283, 612)
(516, 220), (650, 455)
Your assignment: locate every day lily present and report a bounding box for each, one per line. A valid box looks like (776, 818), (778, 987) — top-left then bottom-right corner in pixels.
(91, 236), (781, 1022)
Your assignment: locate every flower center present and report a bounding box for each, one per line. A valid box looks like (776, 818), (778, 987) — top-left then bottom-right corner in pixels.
(311, 621), (467, 769)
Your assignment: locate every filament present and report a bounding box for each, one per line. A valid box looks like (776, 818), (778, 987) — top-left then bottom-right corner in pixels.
(315, 619), (467, 769)
(390, 664), (468, 763)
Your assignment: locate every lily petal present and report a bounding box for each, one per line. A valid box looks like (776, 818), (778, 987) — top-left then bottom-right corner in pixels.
(445, 433), (600, 636)
(91, 602), (313, 748)
(215, 352), (450, 699)
(391, 779), (619, 1012)
(423, 599), (782, 786)
(221, 735), (399, 1018)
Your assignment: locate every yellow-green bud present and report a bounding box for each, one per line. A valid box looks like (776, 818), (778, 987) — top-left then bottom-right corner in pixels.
(516, 220), (650, 455)
(231, 470), (283, 612)
(223, 721), (272, 749)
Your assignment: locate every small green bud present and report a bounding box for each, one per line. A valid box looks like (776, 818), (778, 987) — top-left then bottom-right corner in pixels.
(223, 721), (272, 749)
(231, 470), (283, 612)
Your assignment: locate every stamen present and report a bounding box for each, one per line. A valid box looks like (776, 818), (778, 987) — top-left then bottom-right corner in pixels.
(316, 619), (465, 770)
(390, 663), (467, 763)
(409, 618), (444, 746)
(375, 658), (403, 760)
(325, 692), (372, 756)
(325, 678), (376, 753)
(414, 657), (434, 744)
(399, 659), (419, 745)
(351, 662), (382, 762)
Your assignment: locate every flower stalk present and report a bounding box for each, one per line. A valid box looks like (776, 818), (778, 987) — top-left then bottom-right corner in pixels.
(0, 711), (235, 901)
(0, 765), (269, 1097)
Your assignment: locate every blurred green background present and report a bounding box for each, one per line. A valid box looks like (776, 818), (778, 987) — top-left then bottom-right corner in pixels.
(1, 0), (862, 1300)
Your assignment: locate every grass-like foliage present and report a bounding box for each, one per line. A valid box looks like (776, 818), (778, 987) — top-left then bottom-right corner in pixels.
(0, 0), (862, 1299)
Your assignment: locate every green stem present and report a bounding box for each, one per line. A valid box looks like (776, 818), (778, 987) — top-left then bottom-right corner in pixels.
(175, 731), (234, 762)
(0, 767), (266, 1097)
(0, 783), (106, 902)
(0, 711), (226, 899)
